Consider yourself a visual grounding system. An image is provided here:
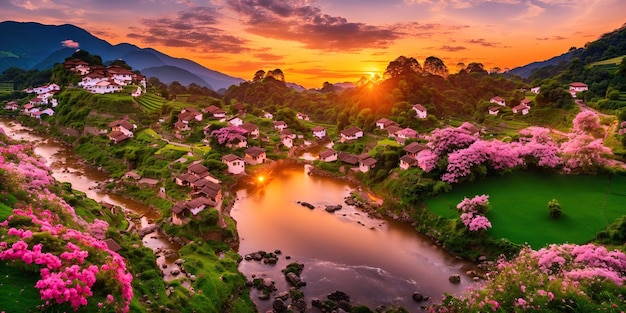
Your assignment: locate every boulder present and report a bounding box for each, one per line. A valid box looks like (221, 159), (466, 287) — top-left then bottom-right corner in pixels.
(272, 298), (288, 312)
(324, 204), (343, 213)
(286, 272), (305, 288)
(170, 267), (181, 276)
(298, 201), (315, 209)
(412, 292), (424, 302)
(174, 258), (185, 266)
(449, 274), (461, 283)
(327, 290), (350, 302)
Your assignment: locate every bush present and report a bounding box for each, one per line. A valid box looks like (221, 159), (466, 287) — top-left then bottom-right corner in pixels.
(548, 198), (561, 218)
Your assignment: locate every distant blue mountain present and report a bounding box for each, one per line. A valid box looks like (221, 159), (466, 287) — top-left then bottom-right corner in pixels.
(0, 21), (244, 90)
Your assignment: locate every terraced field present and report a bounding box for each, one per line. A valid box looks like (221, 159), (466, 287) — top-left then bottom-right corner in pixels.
(0, 81), (13, 94)
(135, 93), (165, 113)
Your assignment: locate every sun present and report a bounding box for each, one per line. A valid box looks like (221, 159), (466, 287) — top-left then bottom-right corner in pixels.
(257, 175), (265, 183)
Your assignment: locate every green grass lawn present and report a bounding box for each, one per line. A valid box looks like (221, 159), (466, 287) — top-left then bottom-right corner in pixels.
(425, 171), (626, 248)
(155, 144), (191, 155)
(0, 262), (45, 311)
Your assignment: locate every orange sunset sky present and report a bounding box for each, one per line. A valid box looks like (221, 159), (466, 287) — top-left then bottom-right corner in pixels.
(1, 0), (625, 88)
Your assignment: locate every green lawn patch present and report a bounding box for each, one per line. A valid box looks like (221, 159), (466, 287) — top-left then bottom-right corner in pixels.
(0, 81), (14, 94)
(377, 138), (401, 147)
(425, 171), (626, 248)
(155, 144), (191, 155)
(0, 262), (45, 311)
(135, 93), (166, 113)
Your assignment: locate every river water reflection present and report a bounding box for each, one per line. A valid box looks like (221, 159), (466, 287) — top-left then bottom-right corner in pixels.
(232, 164), (475, 312)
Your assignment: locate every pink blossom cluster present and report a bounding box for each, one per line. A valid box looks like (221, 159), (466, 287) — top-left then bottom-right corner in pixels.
(0, 135), (133, 312)
(618, 121), (626, 135)
(425, 125), (479, 157)
(457, 195), (492, 232)
(210, 126), (247, 145)
(429, 244), (626, 312)
(560, 134), (612, 173)
(572, 111), (601, 135)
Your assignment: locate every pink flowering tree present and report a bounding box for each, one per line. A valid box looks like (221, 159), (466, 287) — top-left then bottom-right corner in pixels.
(429, 244), (626, 312)
(426, 125), (479, 158)
(560, 134), (612, 173)
(456, 195), (492, 232)
(210, 126), (247, 145)
(572, 111), (603, 137)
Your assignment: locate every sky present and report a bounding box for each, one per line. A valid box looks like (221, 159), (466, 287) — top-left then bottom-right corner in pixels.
(1, 0), (625, 88)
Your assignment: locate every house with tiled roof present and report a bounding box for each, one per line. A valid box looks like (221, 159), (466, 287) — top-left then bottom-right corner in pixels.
(239, 123), (259, 138)
(395, 127), (418, 144)
(375, 118), (398, 130)
(490, 96), (506, 106)
(359, 156), (377, 173)
(339, 126), (363, 142)
(311, 126), (326, 139)
(412, 104), (428, 119)
(204, 105), (227, 119)
(273, 121), (288, 131)
(222, 154), (245, 174)
(488, 107), (500, 116)
(403, 142), (426, 159)
(108, 119), (136, 144)
(399, 155), (418, 170)
(244, 146), (266, 165)
(512, 104), (530, 115)
(337, 152), (359, 165)
(319, 149), (338, 162)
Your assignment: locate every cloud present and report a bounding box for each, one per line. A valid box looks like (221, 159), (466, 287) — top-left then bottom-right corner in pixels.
(126, 6), (250, 53)
(466, 38), (500, 47)
(440, 45), (466, 52)
(511, 1), (545, 20)
(536, 35), (566, 41)
(253, 52), (285, 61)
(225, 0), (401, 51)
(61, 39), (79, 48)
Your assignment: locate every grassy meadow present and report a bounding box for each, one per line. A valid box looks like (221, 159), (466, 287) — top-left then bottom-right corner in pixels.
(425, 171), (626, 248)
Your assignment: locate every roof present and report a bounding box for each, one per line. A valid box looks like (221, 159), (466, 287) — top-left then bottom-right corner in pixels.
(520, 99), (532, 105)
(109, 120), (134, 130)
(360, 157), (377, 167)
(400, 155), (418, 165)
(404, 142), (427, 154)
(311, 125), (326, 132)
(490, 96), (505, 102)
(222, 154), (242, 162)
(108, 131), (129, 142)
(570, 82), (587, 87)
(204, 105), (226, 114)
(274, 120), (287, 126)
(245, 146), (266, 157)
(319, 149), (336, 159)
(172, 202), (188, 214)
(340, 126), (362, 137)
(412, 104), (427, 111)
(188, 163), (208, 175)
(513, 104), (530, 111)
(488, 106), (500, 112)
(397, 127), (417, 137)
(239, 122), (258, 133)
(376, 118), (397, 127)
(337, 152), (359, 164)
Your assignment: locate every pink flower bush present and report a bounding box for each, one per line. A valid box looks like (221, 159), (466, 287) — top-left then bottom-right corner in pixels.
(456, 195), (492, 232)
(572, 111), (601, 135)
(429, 244), (626, 312)
(560, 134), (612, 173)
(0, 135), (133, 312)
(210, 126), (247, 145)
(426, 125), (479, 158)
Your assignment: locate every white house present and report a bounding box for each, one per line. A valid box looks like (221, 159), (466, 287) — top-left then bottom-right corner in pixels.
(311, 126), (326, 139)
(359, 157), (377, 173)
(88, 80), (123, 94)
(108, 119), (136, 143)
(263, 111), (274, 119)
(488, 107), (500, 116)
(375, 118), (398, 130)
(4, 101), (18, 111)
(395, 127), (418, 143)
(569, 82), (588, 97)
(412, 104), (428, 119)
(222, 154), (245, 174)
(531, 86), (540, 94)
(520, 99), (532, 107)
(239, 123), (260, 138)
(490, 96), (506, 106)
(512, 104), (530, 115)
(131, 86), (143, 97)
(273, 121), (288, 131)
(318, 149), (338, 162)
(281, 135), (293, 148)
(204, 105), (227, 119)
(296, 112), (310, 120)
(339, 126), (363, 142)
(244, 146), (266, 165)
(404, 142), (426, 158)
(228, 116), (244, 127)
(399, 155), (418, 170)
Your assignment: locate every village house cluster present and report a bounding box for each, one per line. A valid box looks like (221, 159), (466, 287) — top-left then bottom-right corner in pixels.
(63, 58), (146, 95)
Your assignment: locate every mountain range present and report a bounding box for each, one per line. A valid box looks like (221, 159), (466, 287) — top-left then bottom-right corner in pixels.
(0, 21), (244, 91)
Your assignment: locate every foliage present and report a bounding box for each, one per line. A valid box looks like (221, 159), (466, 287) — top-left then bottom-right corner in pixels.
(429, 244), (626, 312)
(548, 198), (562, 218)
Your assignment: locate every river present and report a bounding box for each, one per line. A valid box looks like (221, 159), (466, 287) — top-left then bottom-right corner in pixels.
(0, 119), (181, 278)
(1, 119), (476, 312)
(232, 164), (475, 312)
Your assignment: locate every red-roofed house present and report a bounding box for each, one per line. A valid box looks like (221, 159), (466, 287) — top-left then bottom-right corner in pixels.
(244, 146), (266, 165)
(222, 154), (245, 174)
(490, 96), (506, 106)
(340, 126), (363, 142)
(311, 126), (326, 139)
(412, 104), (428, 119)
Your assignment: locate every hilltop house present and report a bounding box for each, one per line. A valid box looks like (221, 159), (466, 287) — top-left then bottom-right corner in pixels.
(399, 155), (418, 170)
(263, 111), (274, 119)
(358, 154), (377, 173)
(273, 121), (288, 131)
(178, 108), (203, 123)
(512, 104), (530, 115)
(171, 197), (216, 225)
(108, 119), (136, 144)
(376, 118), (398, 130)
(311, 126), (327, 139)
(244, 146), (266, 165)
(204, 105), (227, 119)
(281, 134), (293, 148)
(228, 116), (244, 127)
(296, 112), (310, 120)
(520, 99), (532, 107)
(403, 142), (426, 159)
(319, 149), (338, 162)
(4, 101), (18, 111)
(412, 104), (428, 119)
(222, 154), (245, 174)
(488, 107), (500, 116)
(239, 123), (260, 138)
(340, 126), (363, 142)
(490, 96), (506, 106)
(531, 86), (541, 94)
(569, 82), (588, 97)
